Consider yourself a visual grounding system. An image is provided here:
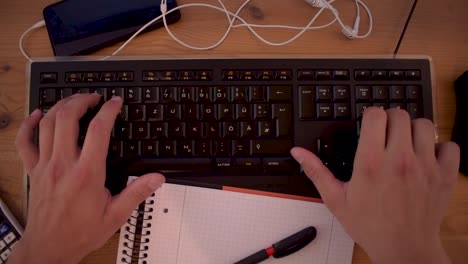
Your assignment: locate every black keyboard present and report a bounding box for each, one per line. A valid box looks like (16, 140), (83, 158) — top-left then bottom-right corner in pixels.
(29, 58), (433, 197)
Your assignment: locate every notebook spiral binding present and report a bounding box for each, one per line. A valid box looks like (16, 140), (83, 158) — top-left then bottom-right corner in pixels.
(119, 193), (156, 264)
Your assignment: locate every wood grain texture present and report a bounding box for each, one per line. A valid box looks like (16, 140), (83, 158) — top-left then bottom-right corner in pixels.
(0, 0), (466, 263)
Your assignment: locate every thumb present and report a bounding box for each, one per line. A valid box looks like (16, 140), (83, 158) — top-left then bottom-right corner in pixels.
(291, 147), (345, 214)
(106, 173), (165, 229)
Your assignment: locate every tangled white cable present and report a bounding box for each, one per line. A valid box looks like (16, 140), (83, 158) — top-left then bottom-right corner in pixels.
(19, 0), (373, 62)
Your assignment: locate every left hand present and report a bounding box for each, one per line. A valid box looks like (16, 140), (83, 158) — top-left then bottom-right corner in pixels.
(9, 94), (165, 264)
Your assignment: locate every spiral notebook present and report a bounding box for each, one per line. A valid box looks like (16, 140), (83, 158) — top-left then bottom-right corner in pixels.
(116, 177), (354, 264)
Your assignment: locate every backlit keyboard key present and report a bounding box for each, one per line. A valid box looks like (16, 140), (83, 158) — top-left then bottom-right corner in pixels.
(117, 72), (133, 81)
(276, 70), (292, 80)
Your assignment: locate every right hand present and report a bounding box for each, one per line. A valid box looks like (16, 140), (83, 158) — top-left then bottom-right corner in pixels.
(291, 107), (459, 264)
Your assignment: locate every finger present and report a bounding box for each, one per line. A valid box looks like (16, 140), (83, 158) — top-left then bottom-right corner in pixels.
(80, 96), (122, 167)
(386, 109), (412, 151)
(291, 147), (345, 214)
(356, 107), (387, 157)
(412, 118), (436, 160)
(15, 109), (43, 172)
(106, 174), (165, 231)
(52, 93), (101, 159)
(38, 96), (76, 163)
(436, 142), (460, 185)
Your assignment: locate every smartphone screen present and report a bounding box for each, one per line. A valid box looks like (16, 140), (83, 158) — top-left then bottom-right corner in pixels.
(43, 0), (180, 56)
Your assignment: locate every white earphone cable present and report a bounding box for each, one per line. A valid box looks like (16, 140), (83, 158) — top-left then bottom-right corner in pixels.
(19, 20), (46, 62)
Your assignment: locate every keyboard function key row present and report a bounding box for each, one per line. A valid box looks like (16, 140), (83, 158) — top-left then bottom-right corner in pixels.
(354, 70), (421, 81)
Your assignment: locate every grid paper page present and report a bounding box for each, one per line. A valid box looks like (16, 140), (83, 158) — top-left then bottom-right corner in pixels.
(142, 183), (354, 264)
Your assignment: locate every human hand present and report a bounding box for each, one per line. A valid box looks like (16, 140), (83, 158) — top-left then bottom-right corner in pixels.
(9, 94), (165, 264)
(291, 108), (459, 264)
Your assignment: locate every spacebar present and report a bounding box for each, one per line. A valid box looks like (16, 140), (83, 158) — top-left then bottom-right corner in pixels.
(131, 158), (212, 173)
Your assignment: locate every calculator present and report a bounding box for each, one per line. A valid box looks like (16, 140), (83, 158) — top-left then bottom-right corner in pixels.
(0, 198), (23, 263)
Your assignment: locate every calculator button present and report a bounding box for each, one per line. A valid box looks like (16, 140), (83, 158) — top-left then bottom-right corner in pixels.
(0, 224), (9, 237)
(0, 241), (5, 251)
(4, 232), (16, 244)
(0, 248), (10, 261)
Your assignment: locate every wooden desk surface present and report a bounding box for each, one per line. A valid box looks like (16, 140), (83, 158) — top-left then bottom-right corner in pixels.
(0, 0), (467, 263)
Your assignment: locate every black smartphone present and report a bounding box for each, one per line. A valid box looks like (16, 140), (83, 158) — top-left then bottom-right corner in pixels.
(43, 0), (181, 56)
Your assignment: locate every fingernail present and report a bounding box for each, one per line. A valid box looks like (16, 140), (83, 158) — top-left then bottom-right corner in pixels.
(30, 109), (42, 117)
(148, 176), (163, 190)
(110, 96), (122, 102)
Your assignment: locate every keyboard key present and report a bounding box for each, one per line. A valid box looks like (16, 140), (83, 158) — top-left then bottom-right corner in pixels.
(196, 87), (213, 102)
(142, 141), (159, 156)
(201, 104), (217, 120)
(196, 70), (212, 81)
(372, 70), (387, 80)
(213, 140), (230, 156)
(92, 88), (107, 100)
(222, 70), (238, 81)
(178, 140), (195, 156)
(150, 122), (168, 138)
(215, 158), (234, 172)
(254, 104), (270, 120)
(196, 140), (212, 157)
(298, 70), (314, 80)
(407, 103), (422, 118)
(264, 158), (293, 174)
(356, 103), (371, 119)
(135, 158), (211, 172)
(179, 87), (195, 103)
(40, 89), (56, 105)
(231, 86), (247, 102)
(109, 87), (124, 98)
(109, 141), (123, 157)
(240, 122), (256, 138)
(267, 86), (291, 101)
(160, 140), (176, 157)
(65, 72), (82, 83)
(58, 88), (73, 100)
(218, 104), (234, 120)
(126, 87), (142, 103)
(142, 71), (158, 81)
(146, 105), (163, 121)
(251, 140), (291, 155)
(83, 72), (99, 82)
(389, 85), (405, 101)
(240, 70), (257, 80)
(390, 103), (406, 110)
(188, 122), (203, 138)
(236, 104), (251, 120)
(204, 122), (221, 138)
(334, 103), (350, 119)
(169, 122), (185, 138)
(356, 86), (371, 101)
(179, 71), (194, 81)
(333, 70), (349, 80)
(258, 121), (274, 137)
(389, 70), (404, 80)
(143, 87), (159, 103)
(40, 72), (57, 84)
(214, 87), (230, 102)
(315, 70), (331, 80)
(128, 105), (145, 121)
(354, 70), (370, 80)
(72, 88), (90, 94)
(406, 85), (421, 100)
(113, 122), (131, 139)
(124, 141), (140, 157)
(100, 72), (116, 82)
(405, 70), (421, 80)
(223, 122), (238, 138)
(1, 248), (11, 261)
(161, 71), (177, 81)
(132, 122), (149, 139)
(236, 158), (261, 173)
(161, 87), (178, 103)
(232, 140), (250, 156)
(183, 104), (199, 120)
(259, 70), (274, 80)
(272, 104), (291, 137)
(299, 86), (315, 119)
(317, 103), (333, 119)
(316, 86), (332, 101)
(333, 86), (350, 101)
(249, 86), (265, 101)
(276, 70), (292, 80)
(119, 105), (128, 121)
(373, 102), (388, 110)
(165, 104), (182, 120)
(117, 72), (134, 81)
(372, 86), (388, 101)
